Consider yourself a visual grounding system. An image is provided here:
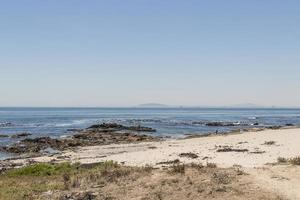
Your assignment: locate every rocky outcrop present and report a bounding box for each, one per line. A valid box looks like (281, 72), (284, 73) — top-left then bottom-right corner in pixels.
(1, 123), (159, 154)
(88, 123), (156, 132)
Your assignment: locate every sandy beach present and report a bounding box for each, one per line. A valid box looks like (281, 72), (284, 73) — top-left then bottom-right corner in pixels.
(8, 127), (300, 199)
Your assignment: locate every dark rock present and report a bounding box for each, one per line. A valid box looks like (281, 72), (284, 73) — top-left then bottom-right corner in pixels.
(88, 123), (124, 130)
(66, 129), (83, 132)
(0, 134), (9, 138)
(268, 126), (282, 130)
(205, 122), (235, 127)
(11, 132), (32, 139)
(2, 124), (159, 154)
(285, 123), (294, 126)
(88, 123), (156, 132)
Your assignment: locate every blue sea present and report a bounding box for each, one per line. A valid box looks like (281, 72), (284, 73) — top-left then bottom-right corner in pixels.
(1, 107), (300, 159)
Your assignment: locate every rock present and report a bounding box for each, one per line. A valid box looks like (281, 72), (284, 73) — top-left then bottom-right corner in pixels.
(205, 122), (235, 127)
(0, 134), (9, 138)
(88, 123), (156, 132)
(11, 132), (32, 139)
(88, 123), (124, 130)
(268, 126), (282, 130)
(2, 123), (159, 154)
(285, 123), (294, 126)
(66, 128), (83, 132)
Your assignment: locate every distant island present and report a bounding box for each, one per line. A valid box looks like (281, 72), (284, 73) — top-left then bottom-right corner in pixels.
(137, 103), (168, 108)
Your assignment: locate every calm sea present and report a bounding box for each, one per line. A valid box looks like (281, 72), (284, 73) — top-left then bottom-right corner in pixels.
(1, 107), (300, 158)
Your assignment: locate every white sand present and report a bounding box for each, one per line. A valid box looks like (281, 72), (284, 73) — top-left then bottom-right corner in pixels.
(55, 128), (300, 168)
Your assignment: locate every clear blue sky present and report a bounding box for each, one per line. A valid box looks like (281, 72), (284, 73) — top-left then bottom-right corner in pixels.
(1, 0), (299, 107)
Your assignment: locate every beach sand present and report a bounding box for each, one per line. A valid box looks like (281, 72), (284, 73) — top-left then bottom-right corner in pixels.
(11, 128), (300, 199)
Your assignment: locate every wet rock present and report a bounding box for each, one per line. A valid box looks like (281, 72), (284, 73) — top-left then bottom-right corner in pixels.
(2, 123), (159, 154)
(88, 123), (124, 130)
(268, 126), (282, 130)
(2, 137), (64, 154)
(285, 123), (294, 126)
(88, 123), (156, 132)
(0, 134), (9, 138)
(66, 129), (84, 132)
(205, 122), (235, 127)
(11, 132), (32, 139)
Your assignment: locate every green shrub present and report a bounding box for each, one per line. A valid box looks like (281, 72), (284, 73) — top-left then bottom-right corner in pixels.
(7, 162), (77, 176)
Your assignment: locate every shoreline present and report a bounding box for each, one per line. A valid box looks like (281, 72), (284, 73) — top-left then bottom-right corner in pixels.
(1, 125), (299, 166)
(19, 127), (299, 168)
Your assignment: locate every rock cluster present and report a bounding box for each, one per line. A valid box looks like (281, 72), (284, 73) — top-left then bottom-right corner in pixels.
(1, 123), (158, 154)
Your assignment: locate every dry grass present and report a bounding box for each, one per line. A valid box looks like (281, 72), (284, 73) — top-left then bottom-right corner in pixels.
(289, 157), (300, 165)
(277, 156), (300, 165)
(0, 161), (285, 200)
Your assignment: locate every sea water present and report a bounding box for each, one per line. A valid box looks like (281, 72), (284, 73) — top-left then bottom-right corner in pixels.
(1, 107), (300, 149)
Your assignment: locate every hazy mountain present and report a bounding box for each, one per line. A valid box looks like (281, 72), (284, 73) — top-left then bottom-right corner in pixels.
(138, 103), (168, 108)
(228, 103), (267, 108)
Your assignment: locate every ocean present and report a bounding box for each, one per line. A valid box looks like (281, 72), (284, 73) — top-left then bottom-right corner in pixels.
(1, 107), (300, 158)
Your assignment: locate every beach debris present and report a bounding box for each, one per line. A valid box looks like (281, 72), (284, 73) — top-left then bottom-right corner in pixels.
(250, 150), (266, 154)
(179, 152), (199, 159)
(262, 141), (276, 146)
(216, 147), (249, 153)
(157, 159), (180, 165)
(237, 141), (248, 145)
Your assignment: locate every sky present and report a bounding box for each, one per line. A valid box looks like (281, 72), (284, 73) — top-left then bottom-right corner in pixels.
(0, 0), (300, 107)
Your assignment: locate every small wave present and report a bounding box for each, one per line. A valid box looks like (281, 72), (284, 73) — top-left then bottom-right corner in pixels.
(0, 122), (14, 127)
(248, 117), (257, 120)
